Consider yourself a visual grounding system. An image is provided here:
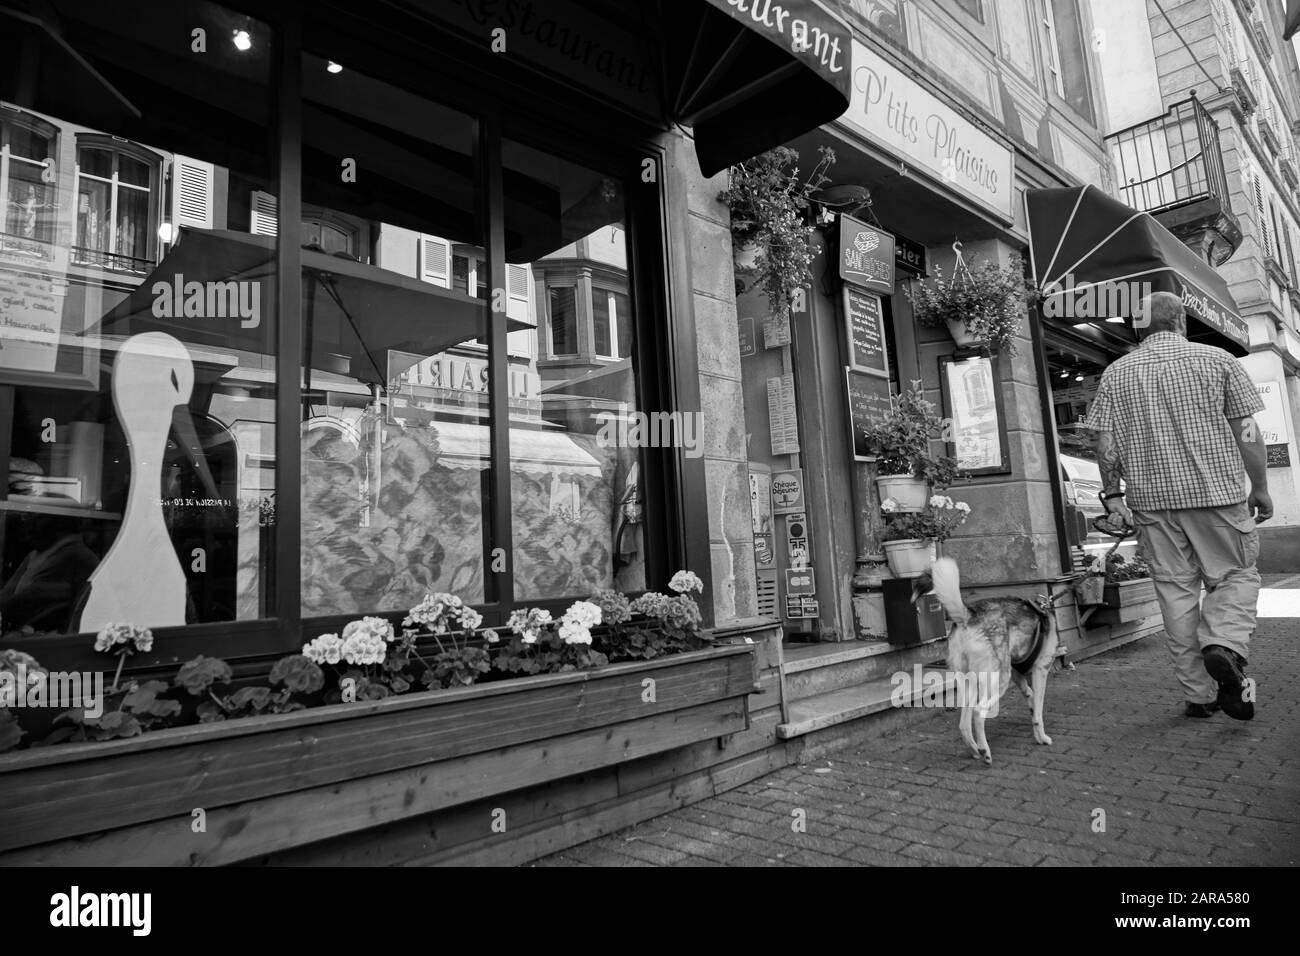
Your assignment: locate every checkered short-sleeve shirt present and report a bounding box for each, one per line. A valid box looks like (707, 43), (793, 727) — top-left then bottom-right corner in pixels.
(1082, 332), (1263, 511)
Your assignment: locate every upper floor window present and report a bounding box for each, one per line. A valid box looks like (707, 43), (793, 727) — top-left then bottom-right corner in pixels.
(1043, 0), (1095, 124)
(548, 285), (578, 356)
(452, 251), (488, 299)
(0, 114), (57, 247)
(73, 140), (160, 275)
(592, 287), (632, 359)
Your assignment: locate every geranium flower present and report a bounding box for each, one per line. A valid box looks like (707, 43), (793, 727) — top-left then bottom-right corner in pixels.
(955, 501), (971, 514)
(458, 607), (483, 632)
(668, 570), (704, 595)
(880, 497), (899, 513)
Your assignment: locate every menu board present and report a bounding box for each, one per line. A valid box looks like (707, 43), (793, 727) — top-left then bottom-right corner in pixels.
(767, 373), (800, 455)
(843, 286), (888, 374)
(0, 265), (66, 376)
(942, 355), (1007, 473)
(845, 368), (893, 461)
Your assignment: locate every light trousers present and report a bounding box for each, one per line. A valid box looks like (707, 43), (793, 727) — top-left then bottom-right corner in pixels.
(1131, 502), (1260, 704)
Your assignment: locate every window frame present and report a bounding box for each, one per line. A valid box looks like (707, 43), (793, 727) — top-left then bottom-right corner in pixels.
(8, 5), (688, 673)
(0, 111), (60, 247)
(71, 135), (163, 276)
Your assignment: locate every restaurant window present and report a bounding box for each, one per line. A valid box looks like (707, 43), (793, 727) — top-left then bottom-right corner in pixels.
(1, 114), (58, 247)
(0, 0), (277, 645)
(73, 140), (161, 276)
(1043, 0), (1095, 123)
(298, 54), (491, 616)
(505, 140), (645, 599)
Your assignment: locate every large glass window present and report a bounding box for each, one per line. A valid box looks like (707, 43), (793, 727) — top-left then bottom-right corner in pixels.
(0, 0), (277, 642)
(504, 141), (645, 599)
(298, 55), (488, 617)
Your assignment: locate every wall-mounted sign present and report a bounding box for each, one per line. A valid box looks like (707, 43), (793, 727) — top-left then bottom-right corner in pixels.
(754, 533), (776, 569)
(785, 595), (819, 619)
(763, 311), (791, 349)
(843, 286), (889, 375)
(894, 233), (927, 276)
(1267, 444), (1291, 467)
(738, 316), (756, 357)
(839, 214), (895, 292)
(941, 354), (1010, 475)
(844, 41), (1014, 220)
(785, 511), (809, 569)
(767, 374), (800, 455)
(770, 469), (805, 514)
(784, 567), (816, 596)
(845, 367), (893, 461)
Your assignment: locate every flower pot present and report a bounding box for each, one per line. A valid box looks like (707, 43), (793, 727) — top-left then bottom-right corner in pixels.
(883, 538), (936, 577)
(945, 316), (981, 348)
(876, 474), (928, 513)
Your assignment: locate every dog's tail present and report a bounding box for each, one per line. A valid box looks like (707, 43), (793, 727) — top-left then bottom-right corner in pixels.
(928, 557), (970, 625)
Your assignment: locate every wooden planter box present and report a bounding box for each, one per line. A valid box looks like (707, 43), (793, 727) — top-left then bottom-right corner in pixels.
(0, 644), (756, 866)
(1102, 577), (1156, 608)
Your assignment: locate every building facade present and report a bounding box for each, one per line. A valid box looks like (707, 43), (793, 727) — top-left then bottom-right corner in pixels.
(1092, 0), (1300, 568)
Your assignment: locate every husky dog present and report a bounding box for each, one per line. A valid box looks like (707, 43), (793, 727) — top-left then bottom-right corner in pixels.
(913, 558), (1058, 765)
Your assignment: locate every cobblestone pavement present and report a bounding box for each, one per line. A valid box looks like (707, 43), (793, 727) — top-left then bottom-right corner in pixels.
(535, 580), (1300, 867)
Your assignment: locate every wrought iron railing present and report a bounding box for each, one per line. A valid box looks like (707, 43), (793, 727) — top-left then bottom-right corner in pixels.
(1105, 94), (1230, 216)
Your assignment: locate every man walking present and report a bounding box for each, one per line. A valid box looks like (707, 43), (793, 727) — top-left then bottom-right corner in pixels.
(1084, 292), (1270, 720)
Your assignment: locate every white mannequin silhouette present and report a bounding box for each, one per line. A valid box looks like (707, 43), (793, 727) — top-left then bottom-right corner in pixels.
(79, 332), (194, 633)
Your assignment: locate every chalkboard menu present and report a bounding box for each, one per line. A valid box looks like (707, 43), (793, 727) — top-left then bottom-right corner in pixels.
(843, 286), (888, 374)
(1267, 443), (1291, 468)
(845, 367), (893, 461)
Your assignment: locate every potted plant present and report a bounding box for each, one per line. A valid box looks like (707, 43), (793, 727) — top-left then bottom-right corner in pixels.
(880, 494), (971, 577)
(859, 381), (960, 512)
(719, 145), (835, 321)
(907, 254), (1031, 355)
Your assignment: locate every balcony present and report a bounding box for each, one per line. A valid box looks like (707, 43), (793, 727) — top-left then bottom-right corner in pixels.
(1106, 95), (1242, 266)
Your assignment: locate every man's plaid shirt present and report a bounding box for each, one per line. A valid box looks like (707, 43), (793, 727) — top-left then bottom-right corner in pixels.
(1082, 331), (1263, 511)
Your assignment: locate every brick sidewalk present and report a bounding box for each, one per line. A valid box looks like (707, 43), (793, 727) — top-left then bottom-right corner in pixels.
(534, 614), (1300, 867)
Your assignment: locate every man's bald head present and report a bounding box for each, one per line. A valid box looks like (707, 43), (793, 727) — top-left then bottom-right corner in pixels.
(1140, 291), (1187, 335)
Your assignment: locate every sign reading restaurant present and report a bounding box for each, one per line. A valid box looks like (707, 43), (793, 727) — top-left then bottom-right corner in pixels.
(843, 40), (1014, 220)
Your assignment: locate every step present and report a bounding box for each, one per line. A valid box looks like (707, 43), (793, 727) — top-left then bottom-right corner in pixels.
(776, 669), (959, 740)
(781, 637), (948, 702)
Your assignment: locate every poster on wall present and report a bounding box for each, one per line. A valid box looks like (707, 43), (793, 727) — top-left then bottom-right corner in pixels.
(942, 355), (1008, 473)
(767, 374), (800, 455)
(1255, 381), (1290, 467)
(770, 469), (805, 514)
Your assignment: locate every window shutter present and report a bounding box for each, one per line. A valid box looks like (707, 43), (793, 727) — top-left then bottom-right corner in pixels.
(506, 263), (530, 321)
(1253, 173), (1269, 255)
(1285, 224), (1297, 285)
(250, 189), (278, 236)
(419, 235), (449, 286)
(171, 155), (214, 230)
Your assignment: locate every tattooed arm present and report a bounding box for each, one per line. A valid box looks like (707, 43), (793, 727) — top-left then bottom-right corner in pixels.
(1096, 430), (1132, 526)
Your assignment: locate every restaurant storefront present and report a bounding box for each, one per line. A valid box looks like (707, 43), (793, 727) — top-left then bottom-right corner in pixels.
(0, 0), (851, 865)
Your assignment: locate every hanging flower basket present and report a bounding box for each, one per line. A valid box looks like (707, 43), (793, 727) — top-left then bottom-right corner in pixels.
(906, 246), (1031, 355)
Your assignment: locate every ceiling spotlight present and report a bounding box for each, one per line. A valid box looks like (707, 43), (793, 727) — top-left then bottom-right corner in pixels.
(233, 29), (252, 51)
(1059, 370), (1069, 378)
(1105, 316), (1125, 323)
(327, 61), (343, 74)
(157, 222), (175, 243)
(1075, 374), (1085, 382)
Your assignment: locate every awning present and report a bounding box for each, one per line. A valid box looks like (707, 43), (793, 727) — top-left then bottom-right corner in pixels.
(432, 420), (603, 478)
(92, 228), (528, 383)
(1286, 0), (1300, 41)
(660, 0), (852, 176)
(1026, 185), (1250, 356)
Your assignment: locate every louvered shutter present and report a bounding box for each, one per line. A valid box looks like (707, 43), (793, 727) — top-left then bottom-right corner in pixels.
(171, 155), (214, 230)
(506, 263), (531, 322)
(1253, 173), (1270, 255)
(250, 190), (278, 236)
(419, 235), (449, 287)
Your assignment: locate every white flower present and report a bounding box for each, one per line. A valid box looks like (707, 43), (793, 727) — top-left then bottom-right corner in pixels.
(342, 615), (395, 644)
(562, 601), (603, 630)
(880, 497), (898, 513)
(928, 494), (948, 508)
(458, 607), (483, 632)
(668, 570), (705, 595)
(484, 629), (500, 644)
(302, 633), (343, 665)
(954, 501), (971, 514)
(559, 621), (593, 645)
(340, 631), (386, 666)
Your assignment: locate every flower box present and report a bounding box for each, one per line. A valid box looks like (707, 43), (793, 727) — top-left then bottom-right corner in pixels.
(1102, 577), (1156, 608)
(0, 644), (756, 866)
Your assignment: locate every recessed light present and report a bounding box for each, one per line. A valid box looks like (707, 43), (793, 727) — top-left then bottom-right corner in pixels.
(327, 61), (343, 74)
(233, 29), (252, 51)
(1075, 374), (1085, 382)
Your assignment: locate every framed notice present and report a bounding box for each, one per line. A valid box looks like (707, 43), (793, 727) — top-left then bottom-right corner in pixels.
(845, 367), (893, 462)
(843, 286), (889, 375)
(939, 354), (1010, 475)
(0, 258), (99, 391)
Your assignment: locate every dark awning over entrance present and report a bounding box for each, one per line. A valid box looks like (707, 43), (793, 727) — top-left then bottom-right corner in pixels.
(661, 0), (852, 176)
(1026, 185), (1250, 356)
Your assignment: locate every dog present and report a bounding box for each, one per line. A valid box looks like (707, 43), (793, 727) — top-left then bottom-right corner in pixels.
(912, 558), (1058, 764)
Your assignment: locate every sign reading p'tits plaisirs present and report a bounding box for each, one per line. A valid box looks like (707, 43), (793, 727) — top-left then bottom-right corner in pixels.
(844, 40), (1013, 220)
